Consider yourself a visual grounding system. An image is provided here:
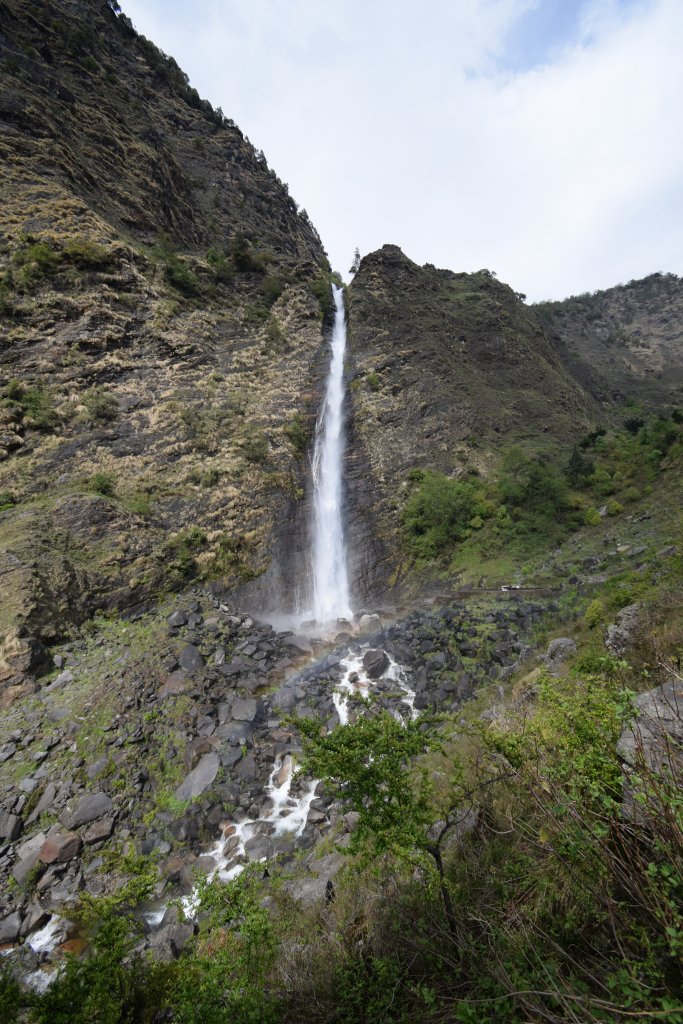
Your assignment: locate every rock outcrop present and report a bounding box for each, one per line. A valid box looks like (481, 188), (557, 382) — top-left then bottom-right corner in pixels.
(345, 245), (599, 586)
(536, 273), (683, 408)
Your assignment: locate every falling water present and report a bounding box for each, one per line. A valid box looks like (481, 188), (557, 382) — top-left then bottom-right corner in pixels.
(310, 285), (352, 624)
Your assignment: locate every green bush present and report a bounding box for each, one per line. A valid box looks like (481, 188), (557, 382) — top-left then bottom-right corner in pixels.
(284, 414), (309, 455)
(366, 371), (381, 392)
(584, 506), (602, 525)
(259, 274), (285, 306)
(128, 492), (152, 516)
(153, 234), (199, 295)
(2, 378), (57, 431)
(165, 257), (199, 295)
(11, 238), (60, 288)
(63, 239), (113, 270)
(584, 598), (604, 627)
(230, 231), (266, 273)
(310, 273), (334, 318)
(606, 498), (623, 516)
(206, 246), (232, 283)
(402, 470), (479, 560)
(241, 426), (269, 463)
(88, 472), (115, 497)
(83, 388), (118, 422)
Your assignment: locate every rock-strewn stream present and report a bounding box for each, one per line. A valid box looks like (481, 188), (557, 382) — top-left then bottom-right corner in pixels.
(0, 588), (549, 984)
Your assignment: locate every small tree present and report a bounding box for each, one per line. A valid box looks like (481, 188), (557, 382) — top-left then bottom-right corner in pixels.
(564, 444), (594, 485)
(349, 247), (361, 275)
(296, 708), (468, 933)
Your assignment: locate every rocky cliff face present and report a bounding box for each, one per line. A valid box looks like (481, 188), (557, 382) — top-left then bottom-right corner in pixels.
(535, 273), (683, 407)
(0, 0), (332, 696)
(345, 245), (600, 588)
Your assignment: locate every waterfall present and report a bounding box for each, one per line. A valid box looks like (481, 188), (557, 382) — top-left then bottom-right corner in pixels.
(310, 285), (352, 624)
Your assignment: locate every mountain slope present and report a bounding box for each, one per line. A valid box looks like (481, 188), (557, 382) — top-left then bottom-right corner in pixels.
(536, 272), (683, 407)
(345, 245), (601, 585)
(0, 0), (332, 697)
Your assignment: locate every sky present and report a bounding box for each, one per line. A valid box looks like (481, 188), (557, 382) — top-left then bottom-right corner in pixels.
(121, 0), (683, 301)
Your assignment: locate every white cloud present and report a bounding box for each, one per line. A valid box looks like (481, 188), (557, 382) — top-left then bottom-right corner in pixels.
(122, 0), (683, 299)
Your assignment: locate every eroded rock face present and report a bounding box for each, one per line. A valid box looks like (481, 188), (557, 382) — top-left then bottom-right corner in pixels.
(605, 605), (641, 657)
(617, 678), (683, 820)
(344, 245), (599, 586)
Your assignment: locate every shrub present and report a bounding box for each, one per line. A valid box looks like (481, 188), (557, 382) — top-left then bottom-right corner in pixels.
(366, 371), (381, 392)
(584, 506), (602, 526)
(402, 470), (479, 560)
(83, 388), (118, 422)
(206, 246), (232, 283)
(623, 485), (641, 502)
(241, 427), (268, 463)
(264, 315), (285, 352)
(310, 274), (334, 317)
(2, 378), (57, 431)
(11, 238), (60, 288)
(165, 257), (198, 295)
(606, 498), (623, 516)
(284, 414), (308, 455)
(63, 238), (113, 269)
(259, 274), (284, 306)
(564, 444), (594, 484)
(584, 598), (605, 627)
(230, 231), (266, 273)
(499, 450), (569, 516)
(88, 472), (115, 497)
(128, 493), (152, 516)
(153, 234), (199, 295)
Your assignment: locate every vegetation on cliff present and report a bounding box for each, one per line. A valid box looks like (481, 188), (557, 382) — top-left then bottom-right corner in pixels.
(400, 409), (682, 574)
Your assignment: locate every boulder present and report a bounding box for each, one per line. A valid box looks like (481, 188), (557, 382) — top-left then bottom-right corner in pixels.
(39, 829), (82, 864)
(12, 849), (43, 887)
(283, 635), (313, 656)
(231, 697), (263, 723)
(178, 644), (204, 675)
(0, 912), (22, 944)
(271, 687), (297, 712)
(150, 921), (195, 960)
(617, 679), (683, 819)
(70, 792), (113, 827)
(605, 604), (640, 657)
(167, 611), (187, 628)
(184, 736), (214, 771)
(27, 782), (58, 823)
(0, 809), (22, 841)
(83, 817), (114, 845)
(174, 753), (220, 802)
(358, 613), (382, 636)
(545, 638), (577, 663)
(244, 834), (273, 861)
(362, 649), (390, 679)
(617, 679), (683, 773)
(159, 670), (189, 699)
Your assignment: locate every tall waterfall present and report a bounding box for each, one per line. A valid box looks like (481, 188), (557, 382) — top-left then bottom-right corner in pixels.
(310, 285), (352, 624)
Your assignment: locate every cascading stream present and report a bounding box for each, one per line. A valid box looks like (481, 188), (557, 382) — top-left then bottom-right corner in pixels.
(310, 285), (352, 624)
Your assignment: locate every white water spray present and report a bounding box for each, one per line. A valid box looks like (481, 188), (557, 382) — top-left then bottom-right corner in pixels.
(310, 285), (352, 624)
